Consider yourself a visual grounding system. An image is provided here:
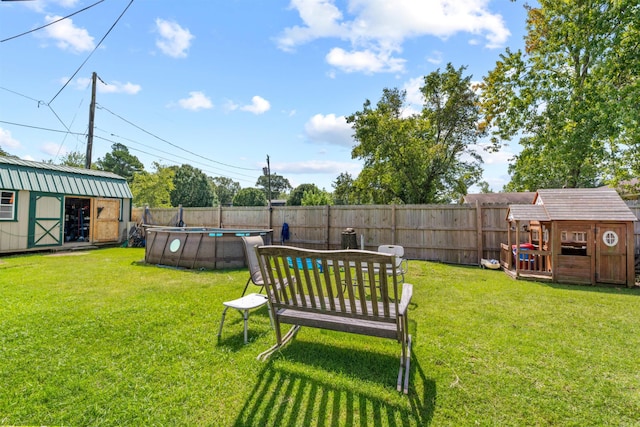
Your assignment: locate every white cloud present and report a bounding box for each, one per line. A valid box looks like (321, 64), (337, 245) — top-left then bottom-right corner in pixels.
(223, 99), (239, 113)
(277, 0), (510, 73)
(75, 77), (141, 94)
(43, 15), (94, 53)
(41, 141), (67, 157)
(280, 159), (361, 175)
(478, 148), (516, 192)
(240, 96), (271, 114)
(100, 81), (141, 95)
(475, 143), (516, 166)
(403, 76), (424, 105)
(326, 47), (405, 73)
(26, 1), (81, 14)
(57, 0), (80, 6)
(0, 128), (22, 150)
(178, 91), (213, 111)
(427, 50), (443, 65)
(277, 0), (348, 52)
(155, 18), (194, 58)
(304, 113), (353, 146)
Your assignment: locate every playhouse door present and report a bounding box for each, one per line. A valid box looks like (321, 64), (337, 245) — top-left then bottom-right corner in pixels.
(596, 224), (627, 285)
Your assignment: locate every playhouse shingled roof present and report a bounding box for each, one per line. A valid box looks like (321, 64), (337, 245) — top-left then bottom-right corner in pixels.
(508, 187), (637, 222)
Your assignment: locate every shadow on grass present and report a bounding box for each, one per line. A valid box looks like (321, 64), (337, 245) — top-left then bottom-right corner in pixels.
(216, 307), (273, 350)
(232, 341), (436, 426)
(533, 280), (640, 296)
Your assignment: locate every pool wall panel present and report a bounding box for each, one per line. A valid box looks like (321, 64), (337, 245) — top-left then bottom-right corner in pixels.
(144, 227), (272, 270)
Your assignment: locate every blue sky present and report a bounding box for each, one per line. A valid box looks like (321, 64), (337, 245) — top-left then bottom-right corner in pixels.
(0, 0), (531, 193)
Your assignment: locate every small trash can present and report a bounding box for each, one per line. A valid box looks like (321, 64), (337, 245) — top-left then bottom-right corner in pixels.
(341, 228), (358, 249)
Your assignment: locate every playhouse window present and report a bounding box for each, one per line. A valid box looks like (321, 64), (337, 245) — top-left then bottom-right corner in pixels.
(532, 229), (539, 241)
(560, 229), (588, 256)
(0, 191), (16, 220)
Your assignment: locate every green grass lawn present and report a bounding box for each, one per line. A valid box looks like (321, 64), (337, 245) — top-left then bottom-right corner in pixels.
(1, 247), (639, 426)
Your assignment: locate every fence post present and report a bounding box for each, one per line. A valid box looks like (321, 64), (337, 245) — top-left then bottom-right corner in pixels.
(391, 204), (396, 245)
(325, 205), (331, 249)
(476, 200), (483, 265)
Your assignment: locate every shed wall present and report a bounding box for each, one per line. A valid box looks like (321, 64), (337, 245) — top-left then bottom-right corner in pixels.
(0, 192), (132, 253)
(0, 190), (29, 251)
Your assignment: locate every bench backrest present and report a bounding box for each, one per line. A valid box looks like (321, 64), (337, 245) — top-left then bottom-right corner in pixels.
(255, 245), (401, 322)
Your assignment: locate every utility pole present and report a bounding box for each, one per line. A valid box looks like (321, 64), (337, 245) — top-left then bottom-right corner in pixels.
(85, 71), (97, 169)
(262, 155), (271, 209)
(263, 155), (272, 231)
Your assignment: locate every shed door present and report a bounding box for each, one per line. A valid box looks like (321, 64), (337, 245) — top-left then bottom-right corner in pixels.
(91, 198), (120, 243)
(596, 224), (627, 285)
(28, 193), (63, 248)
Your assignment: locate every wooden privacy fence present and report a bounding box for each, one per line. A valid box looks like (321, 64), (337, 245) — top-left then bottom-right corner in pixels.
(132, 201), (640, 267)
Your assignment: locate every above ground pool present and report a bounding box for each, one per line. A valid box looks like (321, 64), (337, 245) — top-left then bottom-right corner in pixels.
(144, 227), (273, 270)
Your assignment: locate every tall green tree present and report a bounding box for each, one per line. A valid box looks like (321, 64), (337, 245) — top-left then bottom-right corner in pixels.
(130, 162), (175, 208)
(287, 183), (319, 206)
(301, 188), (333, 206)
(480, 0), (640, 190)
(170, 164), (217, 207)
(332, 172), (372, 205)
(212, 176), (240, 206)
(232, 187), (267, 206)
(94, 143), (144, 183)
(347, 63), (484, 204)
(58, 151), (86, 168)
(256, 173), (292, 200)
(332, 172), (355, 205)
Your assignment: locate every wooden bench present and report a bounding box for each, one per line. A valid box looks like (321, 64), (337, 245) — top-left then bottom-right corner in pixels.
(255, 245), (413, 394)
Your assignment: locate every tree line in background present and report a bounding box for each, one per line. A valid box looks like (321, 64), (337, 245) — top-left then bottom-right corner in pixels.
(2, 1), (638, 206)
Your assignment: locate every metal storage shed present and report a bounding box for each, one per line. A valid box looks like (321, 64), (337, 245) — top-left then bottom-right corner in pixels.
(502, 187), (637, 287)
(0, 156), (133, 253)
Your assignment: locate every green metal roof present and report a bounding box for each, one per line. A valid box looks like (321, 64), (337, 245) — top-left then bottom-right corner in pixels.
(0, 156), (132, 199)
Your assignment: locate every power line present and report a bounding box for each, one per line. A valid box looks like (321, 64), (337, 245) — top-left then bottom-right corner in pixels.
(1, 81), (263, 183)
(0, 0), (106, 43)
(52, 96), (88, 162)
(0, 119), (259, 184)
(95, 128), (259, 181)
(0, 86), (46, 106)
(97, 103), (261, 172)
(92, 134), (257, 185)
(0, 119), (85, 136)
(48, 0), (134, 105)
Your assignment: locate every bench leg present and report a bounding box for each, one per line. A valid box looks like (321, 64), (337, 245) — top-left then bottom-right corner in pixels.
(403, 335), (412, 394)
(396, 334), (412, 394)
(396, 311), (412, 394)
(397, 357), (404, 392)
(257, 324), (301, 361)
(217, 306), (230, 339)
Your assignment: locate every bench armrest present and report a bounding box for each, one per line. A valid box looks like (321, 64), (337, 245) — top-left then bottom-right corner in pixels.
(398, 283), (413, 315)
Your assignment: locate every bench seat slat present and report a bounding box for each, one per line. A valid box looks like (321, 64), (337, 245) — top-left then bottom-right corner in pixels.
(277, 308), (399, 340)
(272, 295), (397, 322)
